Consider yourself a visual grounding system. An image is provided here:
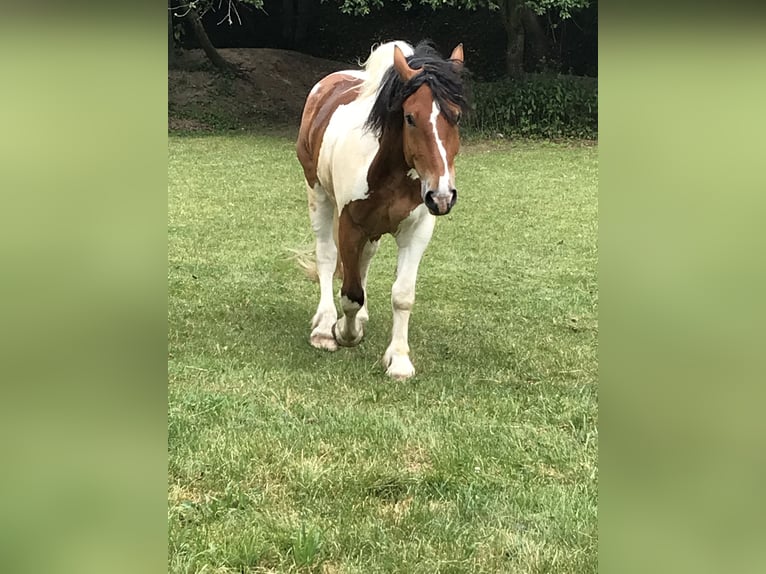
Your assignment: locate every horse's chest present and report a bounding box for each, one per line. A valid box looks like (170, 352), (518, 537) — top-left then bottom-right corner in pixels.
(347, 184), (422, 240)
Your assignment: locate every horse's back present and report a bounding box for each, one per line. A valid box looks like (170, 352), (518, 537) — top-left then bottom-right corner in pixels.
(297, 70), (366, 190)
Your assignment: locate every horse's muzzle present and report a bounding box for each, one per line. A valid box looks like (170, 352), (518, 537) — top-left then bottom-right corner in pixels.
(424, 189), (457, 216)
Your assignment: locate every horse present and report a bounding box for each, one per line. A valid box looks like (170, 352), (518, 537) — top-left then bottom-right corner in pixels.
(296, 40), (468, 380)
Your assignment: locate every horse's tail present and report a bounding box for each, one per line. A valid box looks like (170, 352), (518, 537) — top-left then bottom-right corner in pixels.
(287, 245), (343, 283)
(287, 244), (318, 281)
(358, 40), (414, 100)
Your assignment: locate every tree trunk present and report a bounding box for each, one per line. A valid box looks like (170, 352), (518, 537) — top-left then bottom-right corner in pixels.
(282, 0), (295, 48)
(282, 0), (312, 49)
(294, 0), (313, 49)
(500, 0), (525, 78)
(168, 0), (175, 68)
(185, 8), (238, 73)
(522, 8), (550, 72)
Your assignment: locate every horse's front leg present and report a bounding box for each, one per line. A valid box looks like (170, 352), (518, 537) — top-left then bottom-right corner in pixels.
(356, 239), (379, 325)
(333, 212), (369, 347)
(384, 207), (435, 380)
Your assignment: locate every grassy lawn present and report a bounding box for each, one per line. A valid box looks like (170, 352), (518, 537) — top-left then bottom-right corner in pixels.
(168, 133), (598, 573)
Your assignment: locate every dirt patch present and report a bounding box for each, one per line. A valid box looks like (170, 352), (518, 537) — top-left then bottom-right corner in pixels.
(168, 482), (206, 505)
(169, 48), (353, 132)
(379, 495), (414, 524)
(402, 444), (432, 474)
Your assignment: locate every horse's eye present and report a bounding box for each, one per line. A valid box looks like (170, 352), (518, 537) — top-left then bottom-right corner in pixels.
(405, 114), (415, 127)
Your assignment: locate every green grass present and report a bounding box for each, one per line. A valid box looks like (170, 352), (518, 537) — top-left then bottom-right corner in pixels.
(168, 133), (598, 573)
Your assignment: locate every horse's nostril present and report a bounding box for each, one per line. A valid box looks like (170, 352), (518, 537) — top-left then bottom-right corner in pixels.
(424, 190), (456, 215)
(424, 191), (437, 211)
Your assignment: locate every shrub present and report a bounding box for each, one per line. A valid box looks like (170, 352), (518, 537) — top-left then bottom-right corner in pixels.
(465, 75), (598, 139)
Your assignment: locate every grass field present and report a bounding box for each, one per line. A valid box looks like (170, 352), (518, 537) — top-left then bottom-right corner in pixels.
(168, 133), (598, 573)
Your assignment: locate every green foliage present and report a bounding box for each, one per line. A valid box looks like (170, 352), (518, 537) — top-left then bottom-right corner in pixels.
(333, 0), (384, 15)
(171, 0), (265, 21)
(466, 74), (597, 139)
(331, 0), (590, 18)
(524, 0), (590, 19)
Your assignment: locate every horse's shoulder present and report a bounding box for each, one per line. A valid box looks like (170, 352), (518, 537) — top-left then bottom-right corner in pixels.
(307, 70), (365, 108)
(298, 70), (366, 186)
(300, 70), (365, 142)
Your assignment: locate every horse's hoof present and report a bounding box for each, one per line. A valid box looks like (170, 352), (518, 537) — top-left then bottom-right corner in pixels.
(384, 353), (415, 380)
(332, 321), (363, 347)
(310, 329), (338, 351)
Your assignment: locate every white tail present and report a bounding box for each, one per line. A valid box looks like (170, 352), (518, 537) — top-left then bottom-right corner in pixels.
(287, 245), (343, 282)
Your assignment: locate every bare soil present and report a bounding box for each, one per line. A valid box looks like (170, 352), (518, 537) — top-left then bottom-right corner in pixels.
(168, 48), (353, 132)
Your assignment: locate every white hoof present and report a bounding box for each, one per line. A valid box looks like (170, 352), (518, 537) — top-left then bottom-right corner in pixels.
(384, 353), (415, 380)
(310, 328), (338, 351)
(332, 320), (363, 347)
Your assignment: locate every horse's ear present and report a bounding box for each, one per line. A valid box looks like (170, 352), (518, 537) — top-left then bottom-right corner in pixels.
(393, 45), (418, 83)
(450, 43), (464, 69)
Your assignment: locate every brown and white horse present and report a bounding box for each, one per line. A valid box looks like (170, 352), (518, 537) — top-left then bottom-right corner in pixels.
(296, 41), (468, 379)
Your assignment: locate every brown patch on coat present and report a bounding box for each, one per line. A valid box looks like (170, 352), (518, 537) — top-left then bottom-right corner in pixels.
(296, 72), (363, 187)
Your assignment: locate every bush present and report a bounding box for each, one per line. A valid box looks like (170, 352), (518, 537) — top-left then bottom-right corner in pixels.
(466, 75), (598, 139)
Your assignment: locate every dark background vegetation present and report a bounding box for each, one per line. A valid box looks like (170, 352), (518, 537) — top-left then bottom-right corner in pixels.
(168, 0), (597, 138)
(191, 1), (597, 79)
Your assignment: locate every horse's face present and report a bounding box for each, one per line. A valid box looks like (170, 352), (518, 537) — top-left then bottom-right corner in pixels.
(400, 85), (461, 216)
(394, 45), (464, 216)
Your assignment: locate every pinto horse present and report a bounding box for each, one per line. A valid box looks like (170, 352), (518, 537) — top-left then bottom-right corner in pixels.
(296, 41), (468, 379)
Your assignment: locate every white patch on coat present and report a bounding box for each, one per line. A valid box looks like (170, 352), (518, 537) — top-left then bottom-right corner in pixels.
(340, 294), (362, 312)
(429, 101), (451, 193)
(407, 169), (419, 180)
(316, 96), (379, 210)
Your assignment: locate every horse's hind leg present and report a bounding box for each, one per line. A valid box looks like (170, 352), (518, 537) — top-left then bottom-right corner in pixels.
(307, 183), (339, 351)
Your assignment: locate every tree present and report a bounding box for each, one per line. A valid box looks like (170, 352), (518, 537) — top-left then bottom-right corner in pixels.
(331, 0), (590, 78)
(282, 0), (315, 49)
(170, 0), (264, 73)
(169, 0), (176, 68)
(507, 0), (590, 76)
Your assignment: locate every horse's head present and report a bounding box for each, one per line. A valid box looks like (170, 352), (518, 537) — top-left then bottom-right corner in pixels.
(391, 44), (465, 216)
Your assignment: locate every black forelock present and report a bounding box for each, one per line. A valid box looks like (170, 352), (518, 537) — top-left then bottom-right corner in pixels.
(365, 41), (469, 138)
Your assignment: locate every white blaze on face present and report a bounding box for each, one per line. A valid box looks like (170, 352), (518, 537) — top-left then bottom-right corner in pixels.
(429, 101), (451, 194)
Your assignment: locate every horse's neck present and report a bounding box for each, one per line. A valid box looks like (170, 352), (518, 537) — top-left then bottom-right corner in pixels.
(367, 124), (414, 194)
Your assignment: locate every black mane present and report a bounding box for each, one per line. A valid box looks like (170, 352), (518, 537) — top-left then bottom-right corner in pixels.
(366, 42), (469, 138)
